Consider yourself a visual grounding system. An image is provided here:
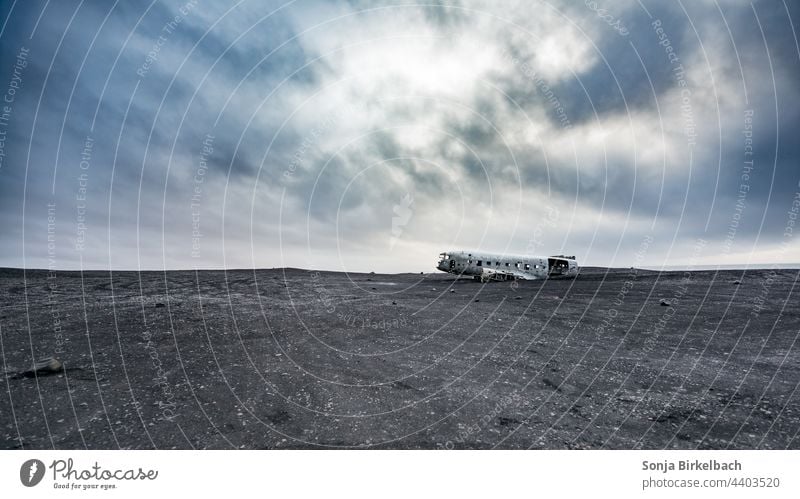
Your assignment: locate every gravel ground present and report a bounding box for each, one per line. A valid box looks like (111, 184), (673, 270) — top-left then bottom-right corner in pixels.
(1, 266), (798, 449)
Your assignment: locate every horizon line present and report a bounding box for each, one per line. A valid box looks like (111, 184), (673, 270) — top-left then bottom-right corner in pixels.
(2, 263), (799, 274)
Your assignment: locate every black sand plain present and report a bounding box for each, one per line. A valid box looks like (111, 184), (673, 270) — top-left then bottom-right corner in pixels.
(1, 266), (798, 449)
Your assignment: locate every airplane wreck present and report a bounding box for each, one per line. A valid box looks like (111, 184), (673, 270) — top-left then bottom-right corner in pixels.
(437, 251), (578, 281)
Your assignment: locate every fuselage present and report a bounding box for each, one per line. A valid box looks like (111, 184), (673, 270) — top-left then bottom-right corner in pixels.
(436, 250), (578, 280)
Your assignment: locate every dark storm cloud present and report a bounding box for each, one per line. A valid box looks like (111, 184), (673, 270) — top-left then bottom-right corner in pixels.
(470, 0), (800, 248)
(0, 0), (798, 271)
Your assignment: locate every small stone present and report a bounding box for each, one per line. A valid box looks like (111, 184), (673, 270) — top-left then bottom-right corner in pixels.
(32, 357), (63, 374)
(155, 302), (166, 308)
(733, 280), (741, 285)
(660, 299), (671, 306)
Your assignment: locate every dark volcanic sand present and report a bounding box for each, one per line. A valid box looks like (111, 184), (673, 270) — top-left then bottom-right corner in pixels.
(1, 267), (798, 449)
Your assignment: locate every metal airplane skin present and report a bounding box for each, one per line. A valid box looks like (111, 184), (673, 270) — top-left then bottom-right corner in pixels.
(436, 251), (578, 281)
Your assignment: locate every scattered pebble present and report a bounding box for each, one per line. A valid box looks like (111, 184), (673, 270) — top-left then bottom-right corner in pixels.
(16, 357), (65, 378)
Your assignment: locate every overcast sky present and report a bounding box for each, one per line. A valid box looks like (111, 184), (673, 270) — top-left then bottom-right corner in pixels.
(0, 0), (798, 272)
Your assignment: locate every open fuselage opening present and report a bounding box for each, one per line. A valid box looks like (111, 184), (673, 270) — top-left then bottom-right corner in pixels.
(547, 257), (570, 276)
